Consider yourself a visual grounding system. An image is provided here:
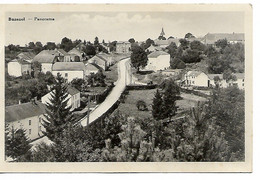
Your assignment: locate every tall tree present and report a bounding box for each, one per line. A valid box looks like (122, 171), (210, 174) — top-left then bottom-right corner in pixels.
(60, 37), (73, 52)
(130, 44), (148, 72)
(184, 32), (195, 39)
(166, 42), (178, 58)
(152, 89), (164, 120)
(42, 73), (72, 142)
(44, 42), (56, 50)
(94, 37), (99, 46)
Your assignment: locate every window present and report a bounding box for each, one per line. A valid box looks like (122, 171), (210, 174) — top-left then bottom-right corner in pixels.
(242, 79), (244, 82)
(242, 83), (244, 86)
(65, 73), (68, 77)
(192, 81), (195, 84)
(29, 129), (31, 135)
(29, 120), (31, 126)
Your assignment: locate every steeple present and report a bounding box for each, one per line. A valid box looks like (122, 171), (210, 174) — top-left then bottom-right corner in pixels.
(160, 27), (165, 37)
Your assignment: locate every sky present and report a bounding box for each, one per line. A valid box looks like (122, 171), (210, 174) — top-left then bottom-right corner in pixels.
(5, 11), (244, 46)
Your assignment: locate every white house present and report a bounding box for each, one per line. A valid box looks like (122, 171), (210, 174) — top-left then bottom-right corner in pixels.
(85, 63), (102, 76)
(5, 101), (46, 140)
(184, 71), (209, 87)
(97, 52), (113, 66)
(145, 51), (170, 71)
(88, 55), (108, 70)
(41, 86), (80, 111)
(8, 59), (32, 77)
(52, 62), (86, 82)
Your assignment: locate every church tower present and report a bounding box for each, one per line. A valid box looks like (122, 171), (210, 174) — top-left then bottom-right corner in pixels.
(160, 27), (165, 37)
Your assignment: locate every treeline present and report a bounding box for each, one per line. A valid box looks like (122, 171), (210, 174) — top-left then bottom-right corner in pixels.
(6, 83), (244, 162)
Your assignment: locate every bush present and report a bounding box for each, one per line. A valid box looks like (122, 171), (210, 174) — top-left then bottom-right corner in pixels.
(136, 100), (148, 111)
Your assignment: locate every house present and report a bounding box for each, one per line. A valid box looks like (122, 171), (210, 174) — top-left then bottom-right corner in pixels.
(68, 48), (85, 61)
(116, 41), (131, 53)
(100, 43), (110, 53)
(8, 59), (32, 77)
(88, 55), (107, 70)
(67, 53), (81, 62)
(145, 51), (170, 71)
(85, 63), (102, 76)
(208, 73), (245, 90)
(184, 71), (209, 87)
(202, 33), (245, 45)
(41, 86), (80, 111)
(160, 69), (183, 77)
(16, 52), (36, 63)
(52, 62), (86, 82)
(97, 52), (113, 66)
(5, 101), (46, 140)
(146, 44), (162, 52)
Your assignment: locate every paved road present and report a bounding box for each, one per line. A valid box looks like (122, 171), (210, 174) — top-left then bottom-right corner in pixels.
(80, 58), (131, 126)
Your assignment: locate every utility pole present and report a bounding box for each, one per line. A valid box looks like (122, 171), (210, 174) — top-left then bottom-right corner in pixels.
(87, 95), (90, 126)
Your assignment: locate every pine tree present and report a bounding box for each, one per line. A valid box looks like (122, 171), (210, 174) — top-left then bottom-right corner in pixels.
(152, 89), (164, 120)
(5, 127), (31, 160)
(42, 73), (72, 141)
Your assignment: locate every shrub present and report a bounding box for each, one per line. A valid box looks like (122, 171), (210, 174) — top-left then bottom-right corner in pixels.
(136, 100), (148, 111)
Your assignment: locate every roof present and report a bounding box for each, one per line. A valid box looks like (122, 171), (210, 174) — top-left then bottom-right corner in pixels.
(9, 58), (31, 65)
(5, 101), (46, 123)
(52, 62), (86, 71)
(203, 33), (245, 44)
(97, 52), (111, 60)
(147, 44), (162, 51)
(117, 41), (131, 44)
(234, 73), (244, 79)
(148, 51), (169, 58)
(33, 50), (58, 63)
(67, 86), (80, 96)
(16, 52), (36, 60)
(68, 48), (83, 57)
(89, 55), (107, 63)
(56, 49), (69, 56)
(85, 63), (102, 71)
(186, 71), (205, 77)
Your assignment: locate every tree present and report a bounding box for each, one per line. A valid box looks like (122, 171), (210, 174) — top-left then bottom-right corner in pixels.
(179, 39), (189, 50)
(60, 37), (73, 52)
(215, 39), (228, 49)
(130, 44), (148, 72)
(44, 42), (56, 50)
(152, 89), (164, 120)
(42, 73), (72, 142)
(166, 42), (178, 58)
(190, 40), (205, 51)
(83, 45), (96, 56)
(94, 37), (100, 46)
(34, 41), (43, 54)
(5, 127), (31, 160)
(28, 42), (35, 49)
(31, 61), (42, 77)
(158, 36), (166, 40)
(136, 100), (147, 111)
(182, 49), (202, 63)
(223, 69), (237, 82)
(128, 38), (135, 43)
(184, 32), (195, 39)
(170, 57), (186, 69)
(70, 78), (85, 91)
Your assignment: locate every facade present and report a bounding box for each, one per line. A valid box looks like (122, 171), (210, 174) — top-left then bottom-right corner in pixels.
(160, 69), (183, 77)
(184, 71), (209, 87)
(116, 41), (131, 53)
(52, 62), (86, 82)
(8, 59), (32, 77)
(68, 48), (84, 61)
(202, 33), (245, 45)
(97, 52), (113, 66)
(85, 63), (102, 75)
(41, 86), (80, 111)
(145, 51), (170, 71)
(5, 101), (46, 140)
(88, 55), (107, 70)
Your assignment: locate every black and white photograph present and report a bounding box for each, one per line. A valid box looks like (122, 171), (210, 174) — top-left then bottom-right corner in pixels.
(0, 4), (253, 172)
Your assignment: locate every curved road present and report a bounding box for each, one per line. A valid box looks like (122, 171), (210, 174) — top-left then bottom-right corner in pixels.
(80, 58), (131, 127)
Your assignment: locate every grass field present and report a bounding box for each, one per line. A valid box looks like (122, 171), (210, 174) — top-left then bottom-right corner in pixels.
(104, 63), (118, 83)
(114, 89), (208, 119)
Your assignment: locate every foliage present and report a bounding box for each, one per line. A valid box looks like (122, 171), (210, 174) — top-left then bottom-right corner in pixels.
(182, 49), (202, 63)
(185, 33), (195, 39)
(190, 40), (206, 51)
(42, 73), (72, 142)
(179, 39), (190, 50)
(158, 36), (166, 40)
(136, 100), (148, 111)
(44, 42), (56, 50)
(215, 39), (228, 49)
(70, 78), (86, 91)
(60, 37), (73, 52)
(152, 89), (164, 120)
(170, 57), (186, 69)
(130, 44), (148, 72)
(166, 42), (178, 58)
(87, 70), (106, 87)
(5, 127), (32, 160)
(83, 44), (96, 56)
(128, 38), (135, 43)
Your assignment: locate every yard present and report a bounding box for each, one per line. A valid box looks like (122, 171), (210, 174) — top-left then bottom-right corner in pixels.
(114, 88), (208, 119)
(104, 63), (118, 83)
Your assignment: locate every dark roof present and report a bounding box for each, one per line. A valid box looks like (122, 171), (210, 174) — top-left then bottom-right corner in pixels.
(148, 51), (169, 58)
(33, 50), (57, 63)
(67, 86), (80, 96)
(5, 101), (46, 123)
(85, 63), (102, 71)
(17, 52), (36, 60)
(52, 62), (86, 71)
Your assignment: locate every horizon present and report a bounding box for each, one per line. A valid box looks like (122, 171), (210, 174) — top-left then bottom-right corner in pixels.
(5, 11), (244, 46)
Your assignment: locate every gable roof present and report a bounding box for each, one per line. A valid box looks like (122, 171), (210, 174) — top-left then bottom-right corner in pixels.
(5, 101), (46, 123)
(68, 48), (83, 57)
(17, 52), (36, 60)
(148, 51), (169, 58)
(186, 71), (205, 77)
(89, 55), (107, 63)
(67, 86), (80, 96)
(33, 50), (58, 63)
(52, 62), (86, 71)
(203, 33), (245, 44)
(85, 63), (102, 71)
(9, 58), (31, 65)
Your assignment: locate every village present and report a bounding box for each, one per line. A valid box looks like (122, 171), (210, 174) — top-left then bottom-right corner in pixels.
(5, 28), (245, 162)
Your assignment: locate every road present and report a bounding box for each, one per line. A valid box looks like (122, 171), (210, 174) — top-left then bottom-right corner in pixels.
(80, 58), (131, 126)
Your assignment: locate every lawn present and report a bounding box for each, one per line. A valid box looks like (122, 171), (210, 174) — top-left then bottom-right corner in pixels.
(114, 89), (208, 119)
(104, 63), (118, 83)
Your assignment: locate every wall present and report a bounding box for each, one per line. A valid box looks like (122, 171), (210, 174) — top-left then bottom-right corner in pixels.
(8, 62), (22, 77)
(146, 54), (170, 71)
(21, 64), (32, 75)
(52, 70), (84, 82)
(7, 114), (45, 141)
(41, 63), (53, 73)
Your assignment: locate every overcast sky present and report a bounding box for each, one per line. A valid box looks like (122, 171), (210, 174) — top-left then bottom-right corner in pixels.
(5, 11), (244, 46)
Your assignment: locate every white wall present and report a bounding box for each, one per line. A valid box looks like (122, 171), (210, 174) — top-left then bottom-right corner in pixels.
(7, 114), (46, 140)
(52, 70), (84, 82)
(8, 62), (22, 77)
(41, 63), (53, 73)
(146, 54), (170, 71)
